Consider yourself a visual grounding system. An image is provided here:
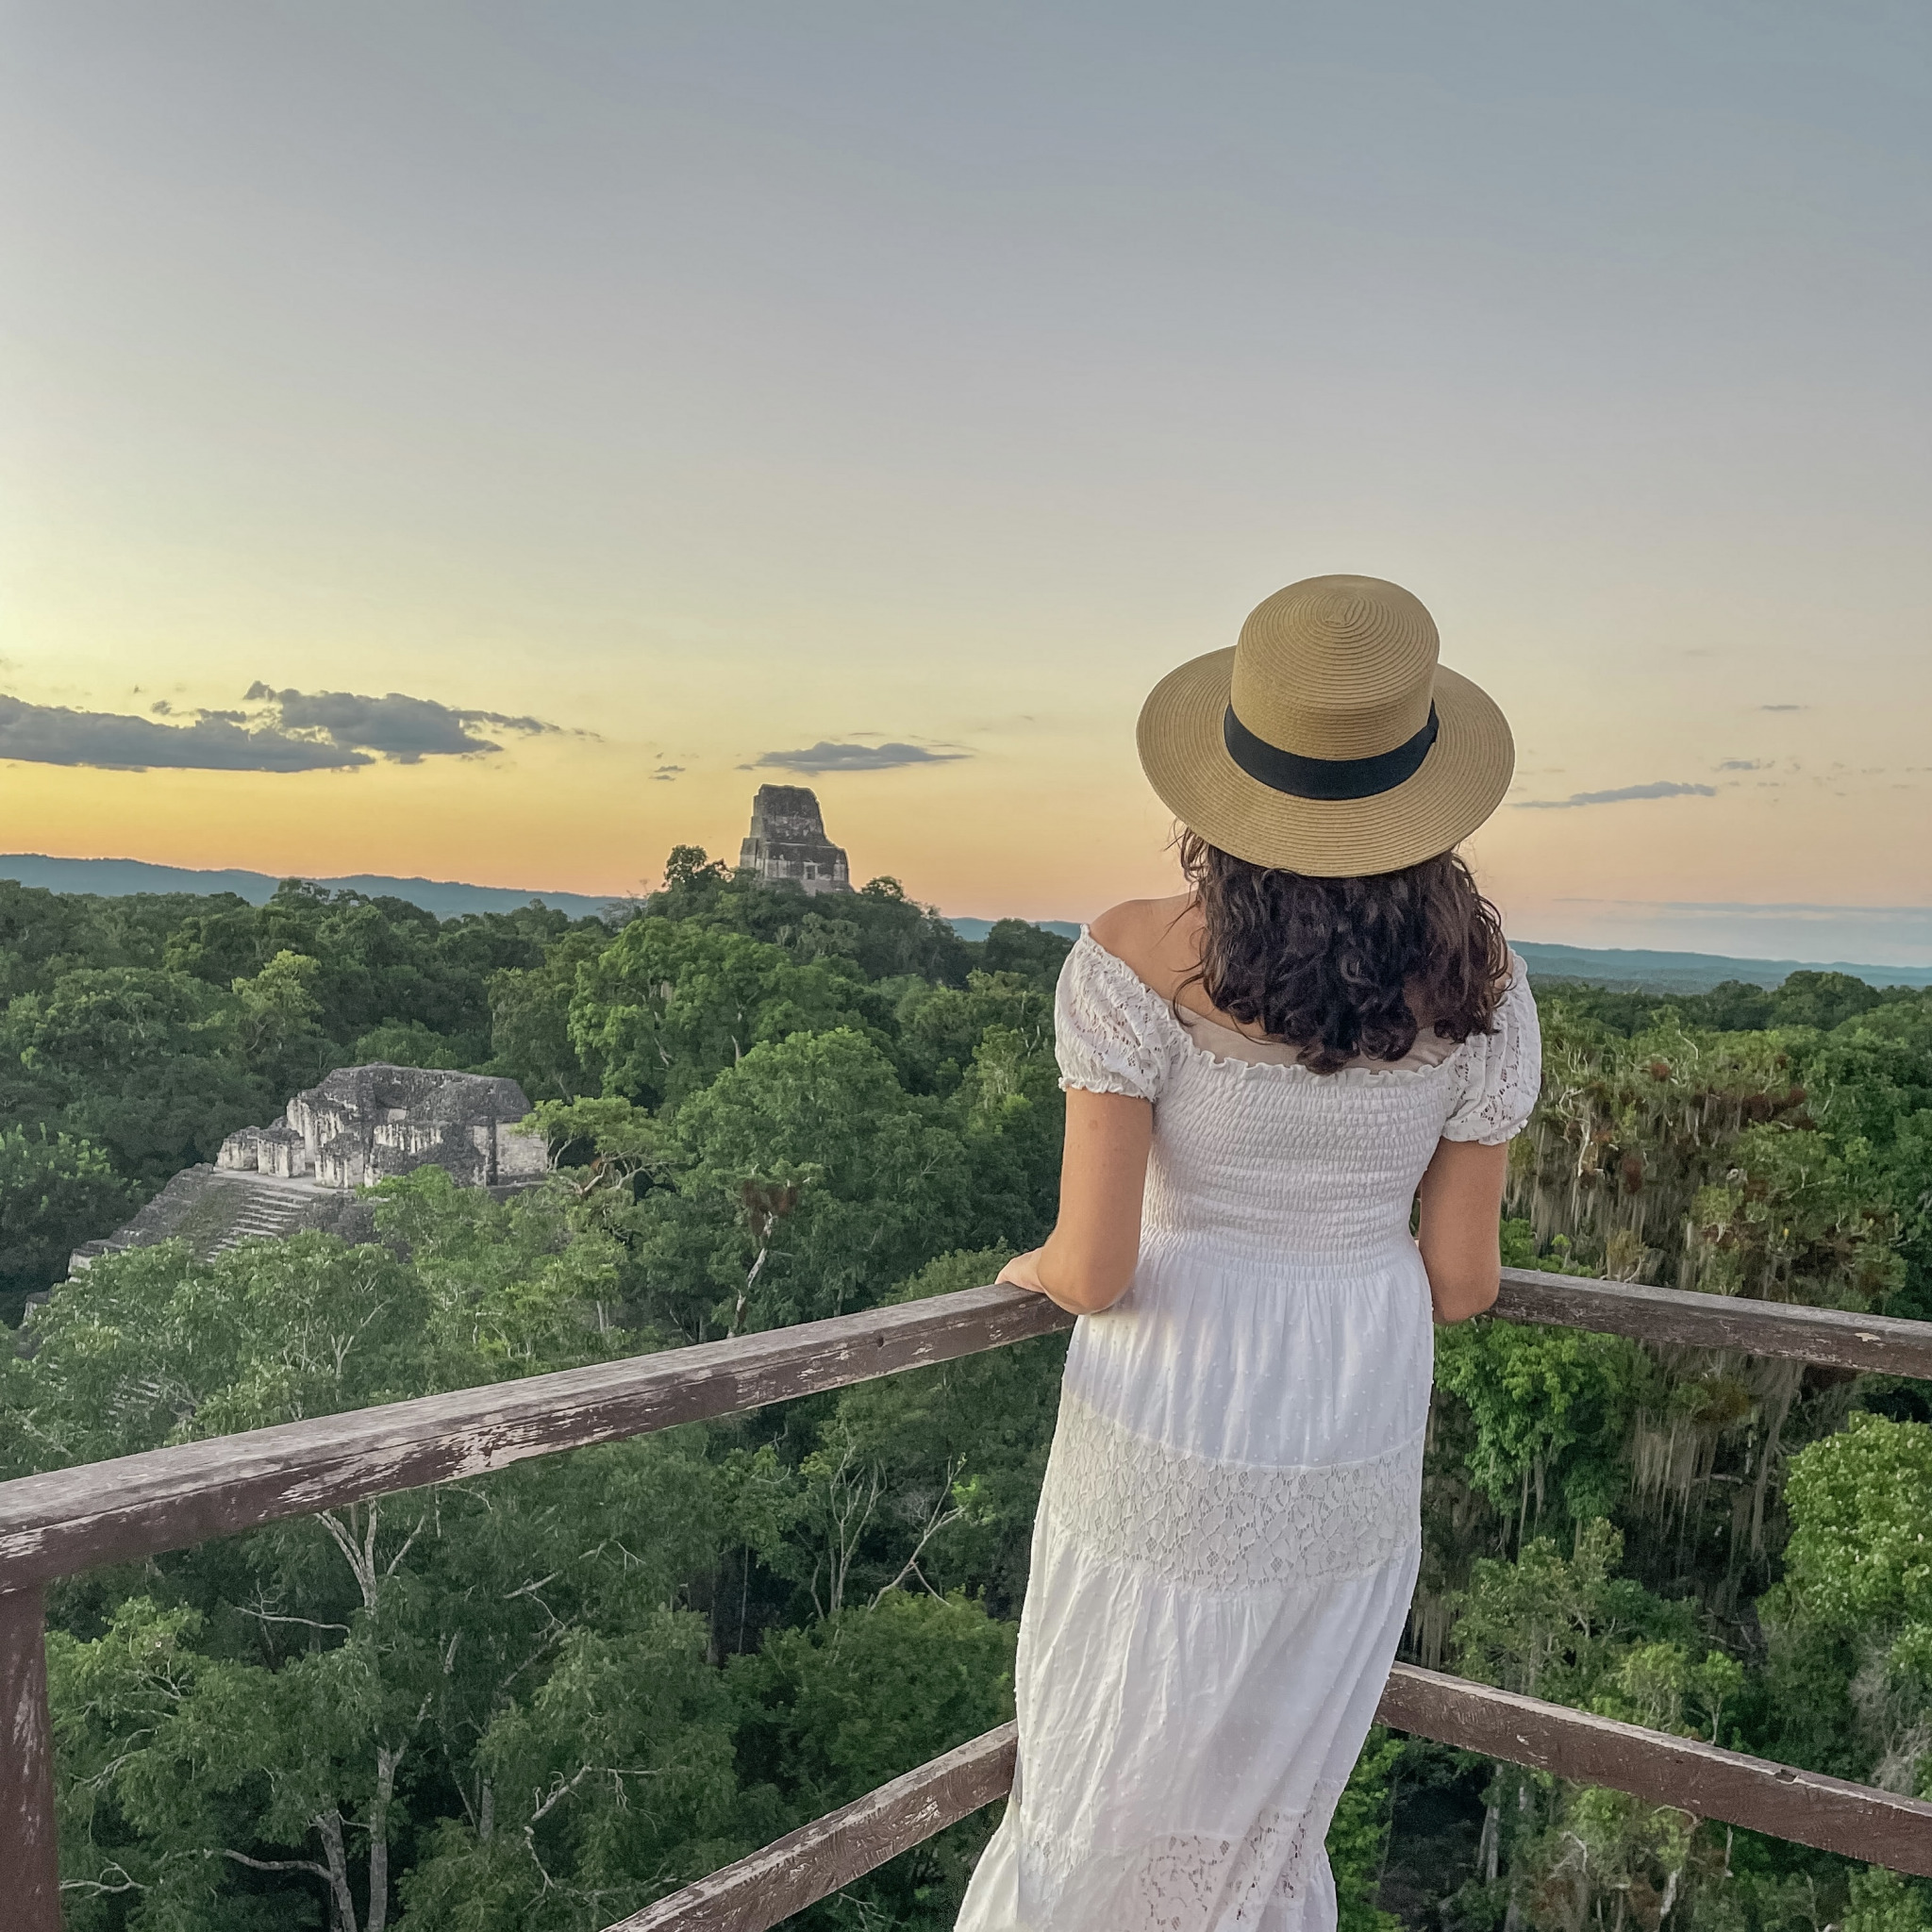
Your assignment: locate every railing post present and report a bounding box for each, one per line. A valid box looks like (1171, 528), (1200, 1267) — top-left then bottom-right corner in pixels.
(0, 1585), (60, 1930)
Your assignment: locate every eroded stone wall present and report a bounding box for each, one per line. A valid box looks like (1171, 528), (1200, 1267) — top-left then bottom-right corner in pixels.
(218, 1064), (546, 1189)
(737, 784), (853, 895)
(77, 1063), (548, 1276)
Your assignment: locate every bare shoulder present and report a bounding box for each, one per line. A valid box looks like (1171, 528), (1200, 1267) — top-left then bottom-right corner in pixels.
(1087, 894), (1200, 999)
(1087, 894), (1189, 956)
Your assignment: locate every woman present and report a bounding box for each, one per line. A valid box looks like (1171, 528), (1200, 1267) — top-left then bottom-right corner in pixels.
(957, 575), (1541, 1932)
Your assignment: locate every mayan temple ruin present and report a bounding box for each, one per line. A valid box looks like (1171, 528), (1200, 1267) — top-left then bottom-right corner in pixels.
(69, 1064), (547, 1273)
(737, 784), (853, 895)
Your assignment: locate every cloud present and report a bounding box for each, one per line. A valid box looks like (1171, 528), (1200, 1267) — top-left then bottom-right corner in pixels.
(652, 762), (685, 783)
(1515, 780), (1718, 810)
(752, 741), (969, 774)
(1716, 758), (1772, 772)
(0, 694), (373, 772)
(0, 683), (565, 773)
(243, 683), (557, 763)
(1758, 704), (1807, 712)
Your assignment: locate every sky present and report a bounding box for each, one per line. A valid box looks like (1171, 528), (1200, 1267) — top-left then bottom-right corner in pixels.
(3, 2), (1929, 961)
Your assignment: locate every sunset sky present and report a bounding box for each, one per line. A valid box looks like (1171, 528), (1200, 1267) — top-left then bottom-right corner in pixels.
(4, 3), (1929, 961)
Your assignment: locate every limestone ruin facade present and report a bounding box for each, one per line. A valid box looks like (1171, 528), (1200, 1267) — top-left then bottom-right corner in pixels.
(71, 1064), (546, 1274)
(737, 785), (853, 895)
(218, 1064), (547, 1190)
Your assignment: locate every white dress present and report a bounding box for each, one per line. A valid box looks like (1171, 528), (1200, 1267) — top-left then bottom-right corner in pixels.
(956, 932), (1542, 1932)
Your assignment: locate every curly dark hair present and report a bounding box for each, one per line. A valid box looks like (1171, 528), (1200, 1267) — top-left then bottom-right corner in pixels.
(1176, 830), (1511, 1076)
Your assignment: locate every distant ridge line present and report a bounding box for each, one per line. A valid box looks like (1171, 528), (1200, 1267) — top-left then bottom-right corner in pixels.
(0, 853), (622, 922)
(1510, 940), (1932, 992)
(945, 921), (1932, 991)
(3, 857), (1927, 990)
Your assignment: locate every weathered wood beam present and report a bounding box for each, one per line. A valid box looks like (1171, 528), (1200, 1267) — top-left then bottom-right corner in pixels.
(609, 1667), (1932, 1929)
(607, 1724), (1017, 1932)
(7, 1277), (1931, 1596)
(0, 1587), (60, 1931)
(0, 1288), (1074, 1595)
(1493, 1268), (1932, 1377)
(1377, 1664), (1932, 1876)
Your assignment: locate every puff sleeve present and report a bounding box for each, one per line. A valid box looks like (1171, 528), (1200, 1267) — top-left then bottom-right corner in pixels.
(1441, 952), (1542, 1145)
(1053, 934), (1175, 1103)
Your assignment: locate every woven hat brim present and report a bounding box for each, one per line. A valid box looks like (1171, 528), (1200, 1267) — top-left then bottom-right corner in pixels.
(1136, 650), (1515, 876)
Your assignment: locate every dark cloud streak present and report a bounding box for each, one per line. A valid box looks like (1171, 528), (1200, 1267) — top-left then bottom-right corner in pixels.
(243, 683), (557, 763)
(1515, 780), (1718, 810)
(0, 695), (371, 772)
(753, 741), (968, 774)
(0, 683), (564, 774)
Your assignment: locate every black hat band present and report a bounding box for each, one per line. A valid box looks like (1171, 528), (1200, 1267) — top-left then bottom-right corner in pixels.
(1223, 702), (1440, 801)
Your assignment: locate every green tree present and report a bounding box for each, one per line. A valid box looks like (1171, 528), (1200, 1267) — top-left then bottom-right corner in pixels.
(1846, 1868), (1932, 1932)
(1771, 971), (1886, 1032)
(231, 947), (333, 1093)
(791, 1249), (1067, 1618)
(401, 1609), (744, 1931)
(1771, 1413), (1932, 1794)
(973, 917), (1074, 987)
(488, 929), (612, 1101)
(19, 1173), (720, 1932)
(0, 966), (263, 1188)
(1450, 1525), (1741, 1932)
(569, 922), (876, 1110)
(1434, 1321), (1654, 1542)
(1326, 1730), (1404, 1932)
(731, 1591), (1018, 1929)
(0, 1126), (134, 1321)
(626, 1028), (978, 1338)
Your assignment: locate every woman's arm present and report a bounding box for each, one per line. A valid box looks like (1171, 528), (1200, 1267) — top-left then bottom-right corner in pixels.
(996, 1088), (1153, 1315)
(1416, 1138), (1510, 1322)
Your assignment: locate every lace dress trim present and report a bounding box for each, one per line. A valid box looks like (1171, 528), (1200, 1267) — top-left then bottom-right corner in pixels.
(1439, 960), (1541, 1146)
(1039, 1391), (1423, 1593)
(1054, 937), (1178, 1100)
(1015, 1779), (1346, 1929)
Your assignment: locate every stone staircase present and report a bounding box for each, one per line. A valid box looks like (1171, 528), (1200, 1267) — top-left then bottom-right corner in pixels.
(205, 1178), (325, 1256)
(68, 1166), (378, 1274)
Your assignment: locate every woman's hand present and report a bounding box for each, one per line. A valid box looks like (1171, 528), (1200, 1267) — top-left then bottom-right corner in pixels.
(997, 1248), (1050, 1294)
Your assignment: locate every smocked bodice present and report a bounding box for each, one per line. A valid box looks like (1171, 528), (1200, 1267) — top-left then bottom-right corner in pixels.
(1055, 932), (1540, 1266)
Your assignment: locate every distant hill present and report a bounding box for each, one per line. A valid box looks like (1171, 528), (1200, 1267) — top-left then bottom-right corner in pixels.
(1511, 941), (1932, 993)
(6, 858), (1926, 991)
(0, 854), (622, 923)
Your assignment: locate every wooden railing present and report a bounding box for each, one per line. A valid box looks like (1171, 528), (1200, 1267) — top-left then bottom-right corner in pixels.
(4, 1269), (1932, 1929)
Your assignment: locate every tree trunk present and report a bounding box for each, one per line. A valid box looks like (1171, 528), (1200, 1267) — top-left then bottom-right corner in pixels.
(367, 1745), (402, 1932)
(1479, 1798), (1501, 1885)
(316, 1809), (358, 1932)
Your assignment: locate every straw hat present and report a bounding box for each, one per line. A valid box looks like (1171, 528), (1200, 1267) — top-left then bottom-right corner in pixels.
(1136, 575), (1514, 877)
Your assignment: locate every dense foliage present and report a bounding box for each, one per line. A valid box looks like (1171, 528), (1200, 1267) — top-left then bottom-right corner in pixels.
(2, 865), (1929, 1932)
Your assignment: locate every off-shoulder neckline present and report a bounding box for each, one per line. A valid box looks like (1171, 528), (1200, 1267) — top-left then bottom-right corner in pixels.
(1071, 928), (1494, 1085)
